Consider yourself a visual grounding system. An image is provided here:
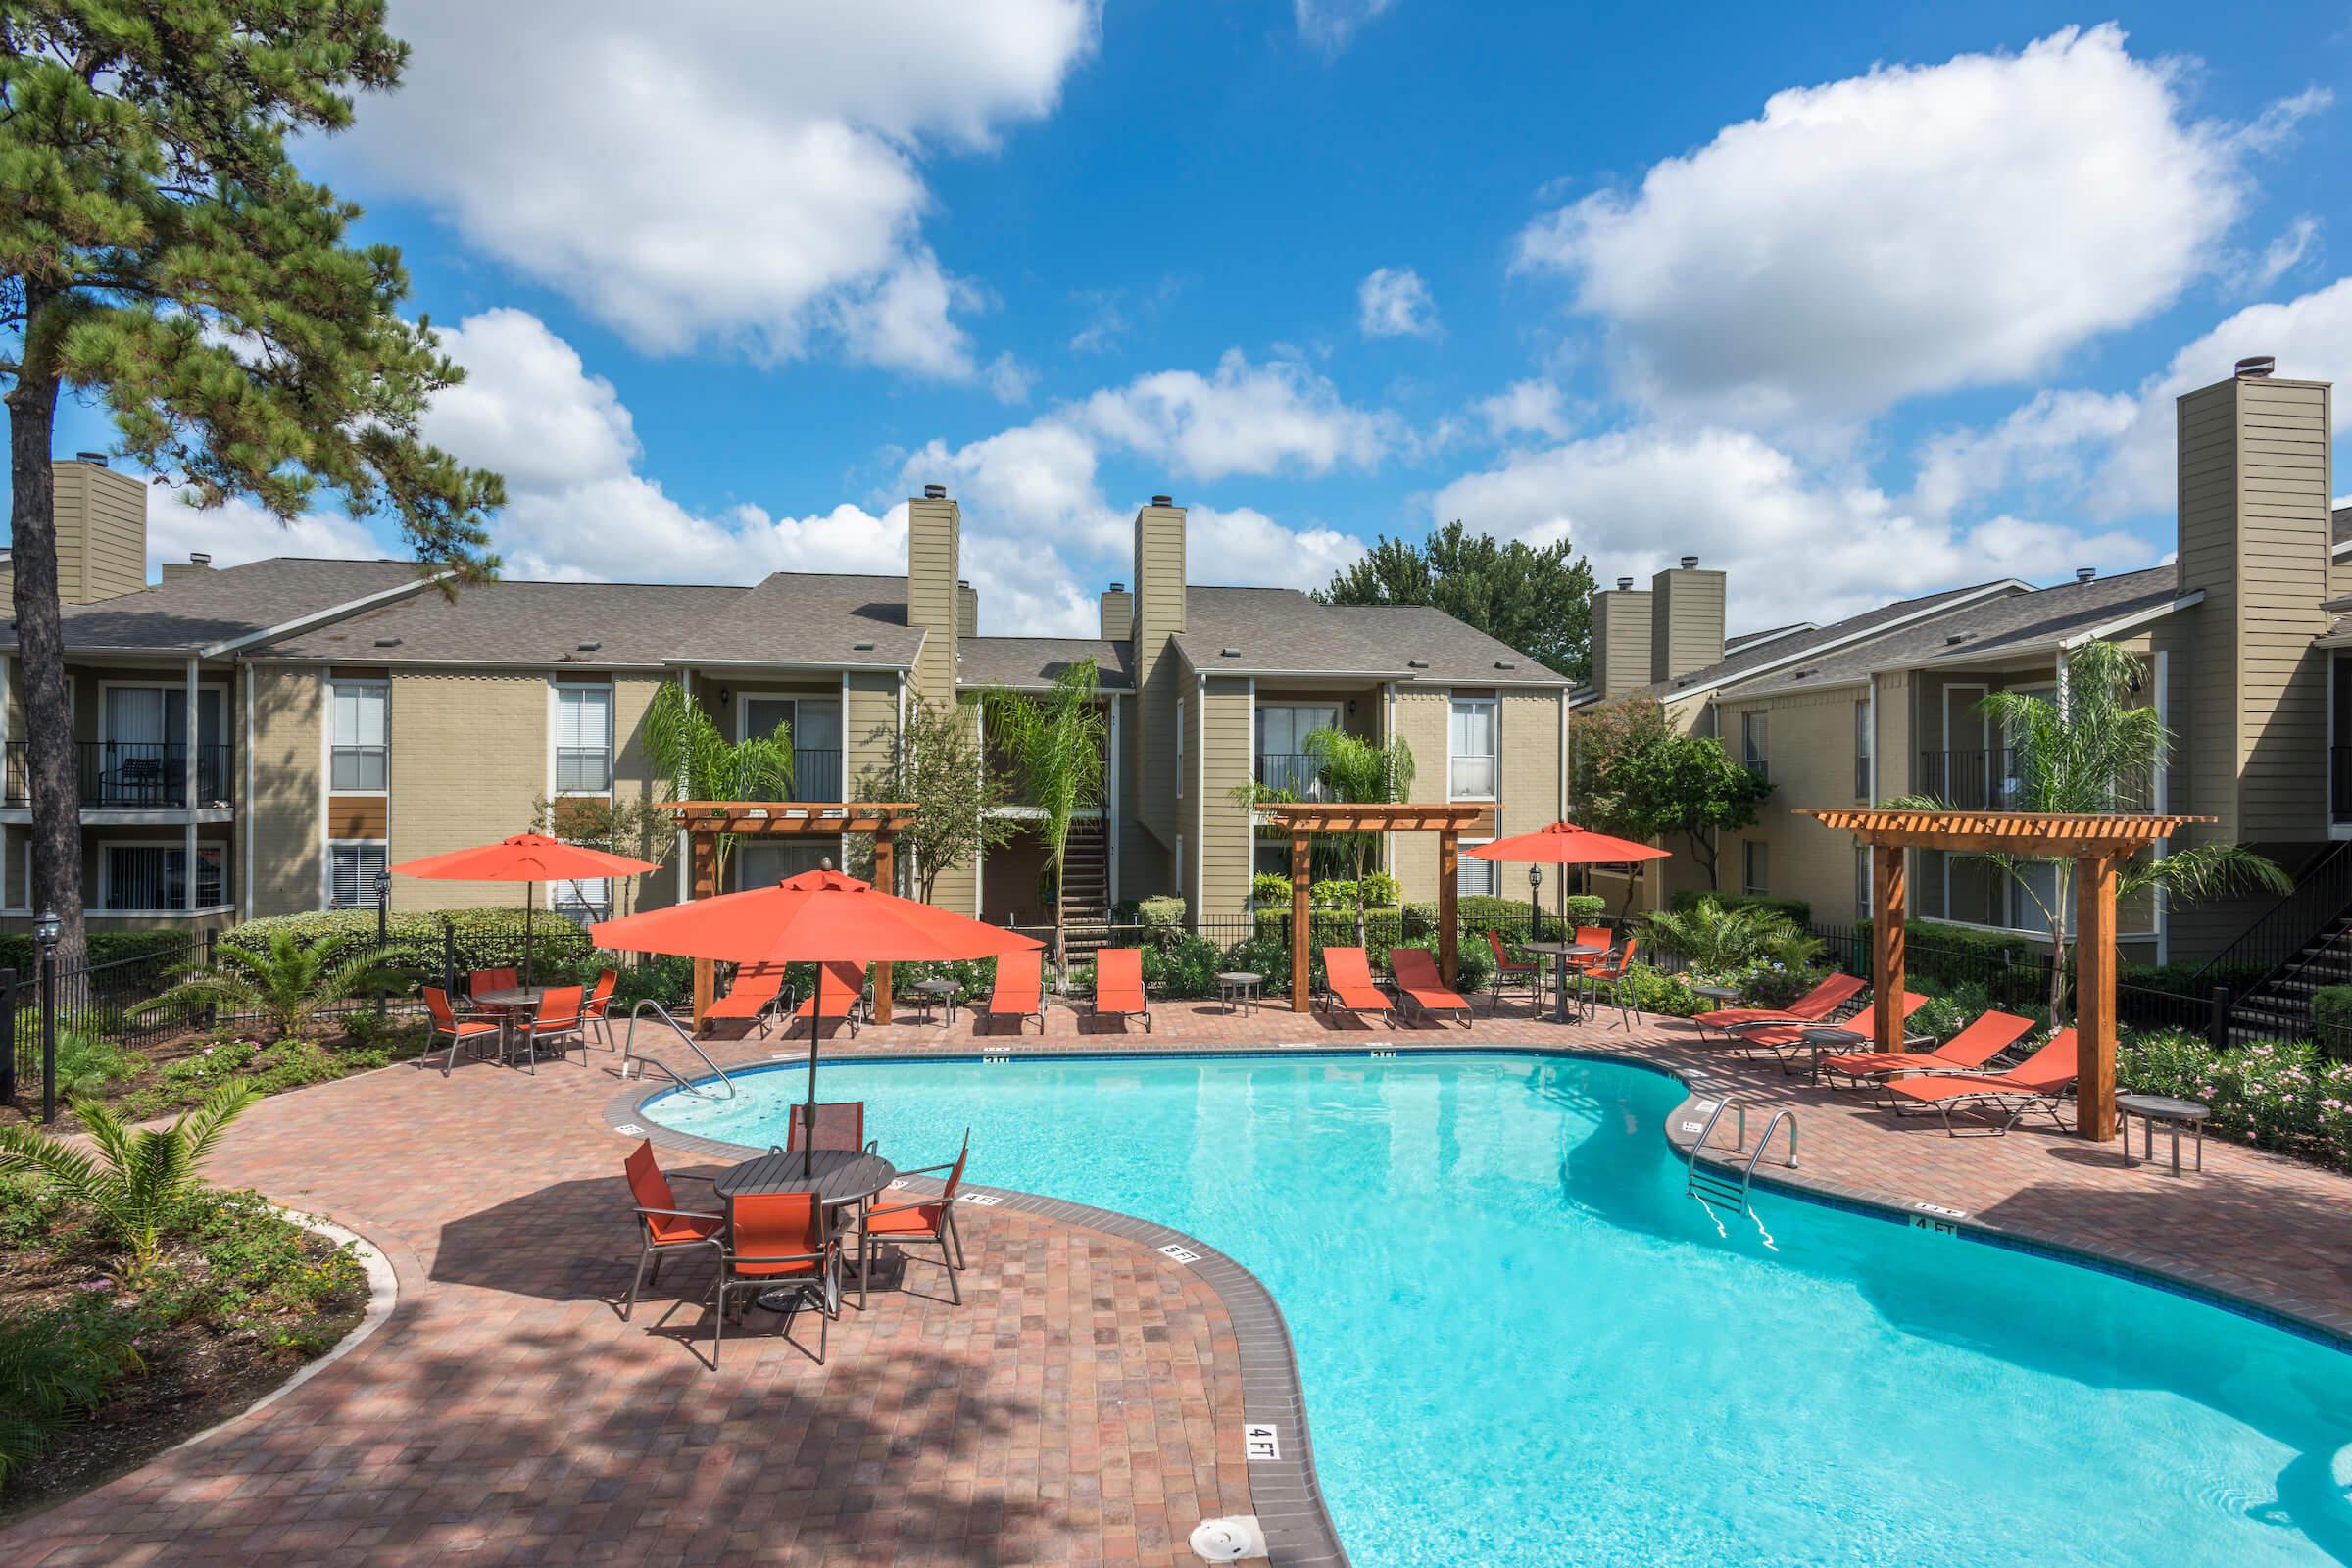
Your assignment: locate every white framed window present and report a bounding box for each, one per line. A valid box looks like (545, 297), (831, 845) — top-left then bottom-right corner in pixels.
(1254, 704), (1340, 799)
(101, 843), (225, 911)
(326, 840), (387, 910)
(328, 680), (389, 792)
(1458, 840), (1497, 898)
(1742, 839), (1769, 898)
(552, 684), (613, 794)
(550, 872), (612, 921)
(1741, 710), (1769, 782)
(1449, 697), (1498, 800)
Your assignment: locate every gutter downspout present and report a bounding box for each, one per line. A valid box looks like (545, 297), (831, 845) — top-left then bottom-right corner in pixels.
(184, 657), (199, 916)
(2153, 649), (2170, 966)
(1195, 670), (1206, 918)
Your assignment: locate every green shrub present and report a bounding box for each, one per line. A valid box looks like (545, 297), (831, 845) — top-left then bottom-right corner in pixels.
(1908, 981), (1997, 1046)
(220, 906), (591, 987)
(2117, 1028), (2216, 1102)
(1613, 963), (1704, 1018)
(149, 1187), (365, 1339)
(1309, 878), (1357, 908)
(1454, 893), (1567, 940)
(1135, 897), (1188, 951)
(1358, 871), (1401, 907)
(1671, 889), (1809, 924)
(0, 928), (187, 978)
(1563, 895), (1607, 926)
(1141, 934), (1224, 998)
(20, 1020), (142, 1101)
(2312, 984), (2352, 1048)
(0, 1290), (145, 1485)
(0, 1170), (67, 1251)
(1250, 871), (1292, 906)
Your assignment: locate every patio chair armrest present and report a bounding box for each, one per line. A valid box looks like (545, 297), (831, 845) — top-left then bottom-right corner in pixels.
(633, 1203), (724, 1222)
(667, 1172), (720, 1187)
(895, 1160), (958, 1178)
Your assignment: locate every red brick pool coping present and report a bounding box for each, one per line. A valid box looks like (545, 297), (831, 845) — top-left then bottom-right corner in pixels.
(11, 996), (2352, 1566)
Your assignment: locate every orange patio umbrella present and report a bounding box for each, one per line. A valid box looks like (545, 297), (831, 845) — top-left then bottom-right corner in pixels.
(591, 868), (1042, 1173)
(1468, 822), (1671, 1023)
(392, 832), (661, 986)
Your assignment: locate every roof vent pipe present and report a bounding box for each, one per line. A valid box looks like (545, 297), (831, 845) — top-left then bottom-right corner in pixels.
(1151, 494), (1173, 507)
(1109, 581), (1124, 592)
(2076, 566), (2096, 584)
(2236, 355), (2276, 378)
(1679, 555), (1699, 569)
(189, 552), (211, 567)
(1615, 577), (1634, 591)
(74, 451), (107, 466)
(921, 483), (947, 499)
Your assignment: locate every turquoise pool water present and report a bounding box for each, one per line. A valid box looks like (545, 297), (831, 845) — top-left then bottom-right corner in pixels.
(646, 1052), (2352, 1566)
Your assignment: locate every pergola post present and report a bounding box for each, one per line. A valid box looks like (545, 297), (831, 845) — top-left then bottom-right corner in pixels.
(2075, 854), (2118, 1141)
(1437, 826), (1460, 987)
(1871, 843), (1906, 1054)
(690, 830), (718, 1027)
(1290, 828), (1311, 1013)
(871, 829), (895, 1025)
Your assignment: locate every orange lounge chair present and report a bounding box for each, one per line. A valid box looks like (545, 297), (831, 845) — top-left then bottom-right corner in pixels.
(1740, 991), (1928, 1076)
(858, 1131), (971, 1307)
(1092, 948), (1151, 1031)
(621, 1140), (724, 1322)
(985, 949), (1045, 1034)
(1817, 1009), (2034, 1095)
(1389, 947), (1472, 1029)
(1315, 947), (1395, 1028)
(1694, 972), (1864, 1037)
(711, 1191), (838, 1366)
(702, 961), (788, 1040)
(790, 961), (868, 1037)
(1886, 1029), (2079, 1136)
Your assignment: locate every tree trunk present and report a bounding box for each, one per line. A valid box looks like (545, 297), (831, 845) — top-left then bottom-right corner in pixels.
(6, 337), (86, 969)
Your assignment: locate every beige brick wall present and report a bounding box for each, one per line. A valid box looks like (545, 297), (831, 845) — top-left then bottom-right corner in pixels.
(1717, 687), (1863, 921)
(384, 669), (553, 911)
(1388, 688), (1448, 901)
(248, 664), (322, 915)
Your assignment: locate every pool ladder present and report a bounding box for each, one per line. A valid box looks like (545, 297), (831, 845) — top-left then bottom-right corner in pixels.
(1685, 1099), (1797, 1249)
(617, 1000), (737, 1100)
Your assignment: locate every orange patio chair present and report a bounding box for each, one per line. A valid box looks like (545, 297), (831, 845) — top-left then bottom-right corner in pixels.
(1584, 938), (1641, 1030)
(1315, 946), (1394, 1029)
(790, 961), (869, 1037)
(582, 967), (619, 1048)
(711, 1191), (839, 1366)
(860, 1131), (971, 1307)
(422, 985), (502, 1076)
(985, 949), (1045, 1034)
(1740, 990), (1930, 1076)
(621, 1140), (724, 1322)
(1485, 930), (1542, 1014)
(785, 1101), (873, 1154)
(1566, 925), (1615, 975)
(1693, 971), (1863, 1037)
(514, 983), (586, 1072)
(702, 961), (788, 1040)
(1817, 1009), (2034, 1096)
(1389, 947), (1473, 1029)
(1091, 948), (1151, 1031)
(1886, 1029), (2079, 1136)
(469, 966), (518, 1000)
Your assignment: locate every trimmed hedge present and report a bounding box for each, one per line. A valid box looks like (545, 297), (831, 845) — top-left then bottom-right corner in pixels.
(220, 906), (594, 983)
(2313, 984), (2352, 1046)
(1671, 889), (1811, 925)
(0, 928), (189, 976)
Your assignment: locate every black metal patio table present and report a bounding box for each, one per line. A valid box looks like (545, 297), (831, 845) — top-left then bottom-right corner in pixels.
(713, 1149), (898, 1309)
(1522, 941), (1606, 1024)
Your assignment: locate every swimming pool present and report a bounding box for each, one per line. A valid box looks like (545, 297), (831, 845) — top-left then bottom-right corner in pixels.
(645, 1051), (2352, 1566)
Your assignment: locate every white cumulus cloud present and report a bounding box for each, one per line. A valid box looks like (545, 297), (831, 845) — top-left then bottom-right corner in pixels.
(147, 491), (386, 575)
(1515, 25), (2311, 422)
(1474, 379), (1571, 442)
(1357, 267), (1438, 338)
(1077, 349), (1395, 480)
(1295, 0), (1396, 54)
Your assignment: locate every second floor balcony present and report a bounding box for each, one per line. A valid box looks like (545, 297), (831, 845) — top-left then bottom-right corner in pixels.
(1918, 747), (2152, 813)
(5, 740), (235, 810)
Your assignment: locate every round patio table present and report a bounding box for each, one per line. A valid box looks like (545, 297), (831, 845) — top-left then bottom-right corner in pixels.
(1216, 971), (1262, 1016)
(1522, 941), (1606, 1024)
(2118, 1093), (2209, 1177)
(910, 978), (962, 1023)
(472, 986), (552, 1066)
(714, 1149), (899, 1310)
(1689, 984), (1740, 1004)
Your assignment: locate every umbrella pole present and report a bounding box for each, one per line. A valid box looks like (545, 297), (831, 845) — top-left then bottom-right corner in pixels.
(804, 964), (821, 1178)
(523, 883), (534, 989)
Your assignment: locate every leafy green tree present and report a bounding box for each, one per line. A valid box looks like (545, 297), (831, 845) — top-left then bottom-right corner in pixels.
(135, 927), (408, 1039)
(0, 1080), (258, 1276)
(642, 681), (794, 888)
(1299, 726), (1414, 939)
(1317, 520), (1596, 681)
(530, 792), (670, 917)
(2, 4), (504, 963)
(1569, 697), (1770, 895)
(984, 660), (1106, 974)
(1890, 640), (2290, 1023)
(854, 693), (1011, 904)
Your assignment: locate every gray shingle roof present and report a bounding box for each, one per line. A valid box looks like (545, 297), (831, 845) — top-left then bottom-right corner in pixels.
(1724, 566), (2184, 700)
(1, 558), (433, 655)
(957, 637), (1134, 691)
(249, 579), (747, 666)
(664, 573), (924, 669)
(1631, 580), (2023, 704)
(1173, 586), (1570, 684)
(1726, 621), (1813, 652)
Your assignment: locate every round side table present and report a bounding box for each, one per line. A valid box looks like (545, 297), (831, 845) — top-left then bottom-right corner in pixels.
(2118, 1093), (2209, 1177)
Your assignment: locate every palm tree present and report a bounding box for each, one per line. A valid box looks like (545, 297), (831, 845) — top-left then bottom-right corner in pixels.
(643, 680), (796, 888)
(1301, 727), (1415, 943)
(135, 928), (410, 1040)
(1891, 639), (2289, 1022)
(984, 660), (1107, 978)
(0, 1081), (258, 1277)
(1643, 895), (1819, 973)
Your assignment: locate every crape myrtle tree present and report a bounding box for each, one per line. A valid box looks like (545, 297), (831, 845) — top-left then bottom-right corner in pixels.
(2, 4), (504, 963)
(1317, 519), (1596, 683)
(854, 692), (1010, 905)
(1568, 697), (1771, 902)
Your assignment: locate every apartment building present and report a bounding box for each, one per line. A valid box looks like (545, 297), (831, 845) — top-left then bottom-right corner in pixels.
(0, 473), (1569, 932)
(1578, 359), (2341, 988)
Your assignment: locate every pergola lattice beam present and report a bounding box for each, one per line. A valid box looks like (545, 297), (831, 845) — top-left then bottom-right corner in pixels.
(1265, 803), (1486, 1011)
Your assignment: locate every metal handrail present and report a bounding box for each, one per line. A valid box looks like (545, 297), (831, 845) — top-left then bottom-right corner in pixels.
(619, 999), (736, 1099)
(1744, 1109), (1799, 1181)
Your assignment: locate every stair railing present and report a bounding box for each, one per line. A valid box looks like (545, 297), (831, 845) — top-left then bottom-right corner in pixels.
(2190, 840), (2352, 996)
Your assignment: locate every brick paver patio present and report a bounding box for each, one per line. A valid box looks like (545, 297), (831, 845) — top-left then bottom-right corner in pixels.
(9, 989), (2352, 1565)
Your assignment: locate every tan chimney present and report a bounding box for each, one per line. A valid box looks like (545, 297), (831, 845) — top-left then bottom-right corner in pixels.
(906, 484), (960, 709)
(1591, 577), (1652, 699)
(1100, 581), (1133, 642)
(956, 579), (978, 639)
(1650, 555), (1726, 684)
(2176, 364), (2332, 840)
(1131, 497), (1186, 846)
(52, 455), (147, 603)
(161, 551), (215, 584)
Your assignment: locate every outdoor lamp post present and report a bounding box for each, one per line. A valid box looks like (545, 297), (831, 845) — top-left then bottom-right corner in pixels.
(373, 868), (392, 1015)
(1528, 864), (1544, 936)
(34, 908), (59, 1125)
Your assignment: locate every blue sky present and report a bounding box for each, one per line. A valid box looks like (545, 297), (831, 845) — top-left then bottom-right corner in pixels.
(37, 2), (2352, 636)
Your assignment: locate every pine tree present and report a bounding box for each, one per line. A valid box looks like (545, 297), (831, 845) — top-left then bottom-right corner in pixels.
(2, 4), (503, 960)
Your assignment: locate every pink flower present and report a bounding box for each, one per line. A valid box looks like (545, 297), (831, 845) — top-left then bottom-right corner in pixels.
(77, 1277), (112, 1293)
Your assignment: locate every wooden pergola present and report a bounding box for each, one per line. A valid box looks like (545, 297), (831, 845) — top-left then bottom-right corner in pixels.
(1796, 808), (2211, 1141)
(1266, 802), (1488, 1013)
(666, 802), (918, 1027)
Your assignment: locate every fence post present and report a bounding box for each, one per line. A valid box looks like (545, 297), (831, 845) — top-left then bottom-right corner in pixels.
(39, 943), (57, 1126)
(2208, 985), (2232, 1051)
(442, 919), (458, 997)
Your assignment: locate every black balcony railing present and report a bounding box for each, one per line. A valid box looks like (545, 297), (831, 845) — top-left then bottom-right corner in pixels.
(2332, 746), (2352, 823)
(5, 740), (234, 808)
(793, 748), (844, 802)
(1254, 753), (1329, 800)
(1916, 747), (2151, 812)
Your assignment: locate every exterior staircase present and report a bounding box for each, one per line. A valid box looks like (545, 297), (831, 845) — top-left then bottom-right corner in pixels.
(2206, 842), (2352, 1047)
(2227, 912), (2352, 1044)
(1056, 817), (1111, 956)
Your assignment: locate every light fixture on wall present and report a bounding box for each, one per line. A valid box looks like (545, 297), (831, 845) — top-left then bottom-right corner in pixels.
(719, 686), (730, 705)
